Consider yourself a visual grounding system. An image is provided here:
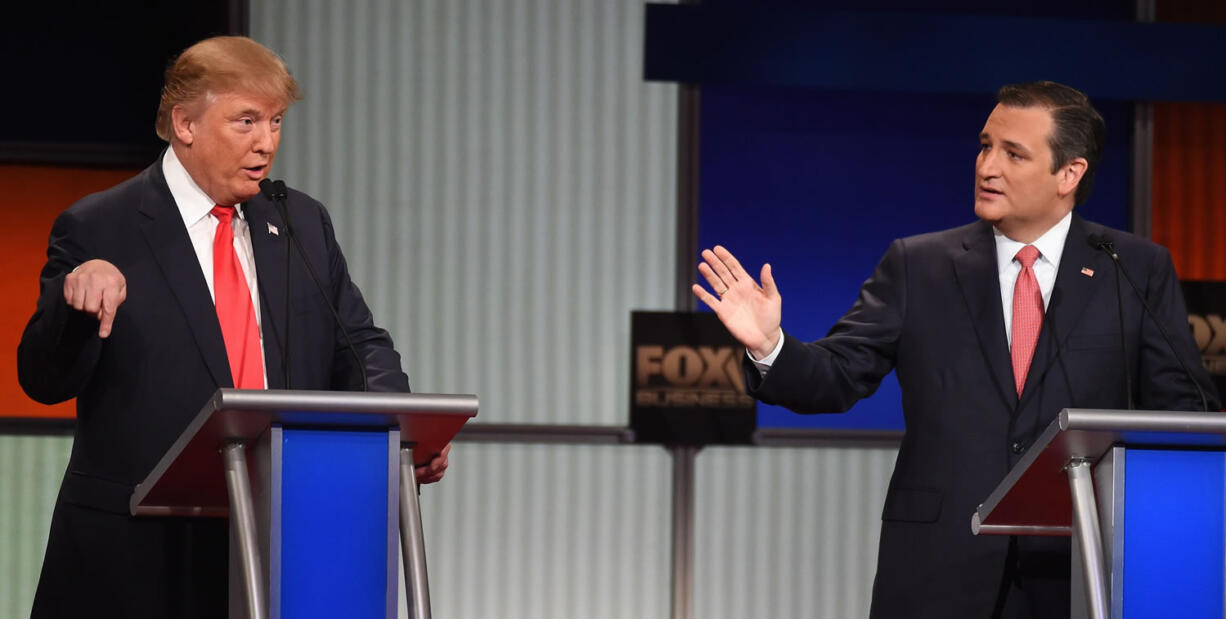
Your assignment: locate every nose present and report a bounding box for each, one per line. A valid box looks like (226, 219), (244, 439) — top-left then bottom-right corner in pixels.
(977, 147), (1000, 179)
(252, 122), (276, 153)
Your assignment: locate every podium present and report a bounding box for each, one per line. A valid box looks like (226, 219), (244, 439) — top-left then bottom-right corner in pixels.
(130, 389), (478, 619)
(972, 408), (1226, 619)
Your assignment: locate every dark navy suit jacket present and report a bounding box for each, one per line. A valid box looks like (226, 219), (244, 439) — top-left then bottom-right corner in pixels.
(745, 214), (1218, 619)
(19, 159), (410, 618)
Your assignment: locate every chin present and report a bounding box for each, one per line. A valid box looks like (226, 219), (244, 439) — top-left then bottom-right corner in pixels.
(974, 201), (1007, 223)
(234, 184), (263, 202)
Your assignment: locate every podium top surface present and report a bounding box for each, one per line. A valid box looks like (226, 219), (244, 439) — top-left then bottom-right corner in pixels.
(973, 408), (1226, 536)
(132, 389), (477, 517)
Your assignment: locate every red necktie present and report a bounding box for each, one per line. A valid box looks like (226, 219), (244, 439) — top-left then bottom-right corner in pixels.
(211, 206), (264, 389)
(1011, 245), (1043, 396)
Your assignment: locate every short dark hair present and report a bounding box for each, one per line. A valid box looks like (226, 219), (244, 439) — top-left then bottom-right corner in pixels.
(996, 81), (1106, 206)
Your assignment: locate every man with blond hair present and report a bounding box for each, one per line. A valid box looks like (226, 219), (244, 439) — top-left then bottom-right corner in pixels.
(19, 36), (446, 617)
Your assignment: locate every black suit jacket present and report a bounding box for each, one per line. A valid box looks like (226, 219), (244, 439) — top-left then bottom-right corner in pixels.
(19, 159), (410, 618)
(745, 214), (1218, 619)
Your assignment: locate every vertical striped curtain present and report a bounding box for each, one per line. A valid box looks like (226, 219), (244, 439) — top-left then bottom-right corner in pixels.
(252, 0), (678, 425)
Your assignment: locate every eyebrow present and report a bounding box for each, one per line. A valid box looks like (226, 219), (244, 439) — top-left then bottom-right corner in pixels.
(979, 132), (1033, 156)
(1001, 139), (1032, 155)
(233, 108), (285, 118)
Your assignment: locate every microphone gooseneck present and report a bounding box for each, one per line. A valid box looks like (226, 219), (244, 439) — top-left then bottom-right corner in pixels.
(261, 179), (369, 392)
(260, 179), (293, 389)
(1010, 289), (1074, 453)
(1087, 233), (1210, 412)
(1088, 234), (1134, 409)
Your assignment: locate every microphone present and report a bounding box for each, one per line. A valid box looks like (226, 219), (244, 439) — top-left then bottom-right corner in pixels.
(259, 178), (288, 202)
(1087, 233), (1113, 254)
(259, 179), (369, 391)
(1087, 233), (1210, 412)
(260, 179), (293, 388)
(1088, 233), (1134, 409)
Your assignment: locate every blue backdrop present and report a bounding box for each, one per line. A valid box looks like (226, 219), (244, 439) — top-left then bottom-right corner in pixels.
(695, 86), (1131, 430)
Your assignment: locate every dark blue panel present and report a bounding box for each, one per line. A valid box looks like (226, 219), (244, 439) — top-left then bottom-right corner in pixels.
(1122, 449), (1225, 617)
(281, 429), (390, 618)
(645, 5), (1226, 101)
(1116, 431), (1226, 448)
(698, 0), (1132, 19)
(696, 86), (1130, 430)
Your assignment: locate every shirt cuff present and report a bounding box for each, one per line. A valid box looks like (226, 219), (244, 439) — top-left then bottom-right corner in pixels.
(746, 329), (784, 377)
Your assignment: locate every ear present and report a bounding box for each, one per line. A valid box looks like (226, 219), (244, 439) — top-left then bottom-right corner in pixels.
(1056, 157), (1088, 200)
(170, 104), (196, 146)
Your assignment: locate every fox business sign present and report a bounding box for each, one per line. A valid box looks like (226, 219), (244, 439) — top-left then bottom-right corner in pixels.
(630, 311), (756, 445)
(1182, 281), (1226, 401)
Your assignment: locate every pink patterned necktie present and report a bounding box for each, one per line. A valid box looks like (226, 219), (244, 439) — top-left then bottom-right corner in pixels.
(1011, 245), (1043, 396)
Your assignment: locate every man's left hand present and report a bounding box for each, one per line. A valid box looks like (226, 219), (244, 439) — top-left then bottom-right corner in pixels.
(415, 443), (451, 484)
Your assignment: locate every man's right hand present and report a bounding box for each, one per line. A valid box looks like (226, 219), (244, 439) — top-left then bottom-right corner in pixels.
(690, 245), (782, 360)
(64, 259), (127, 338)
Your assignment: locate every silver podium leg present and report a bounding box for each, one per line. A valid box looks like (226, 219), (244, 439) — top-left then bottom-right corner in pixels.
(670, 445), (698, 619)
(1067, 459), (1108, 619)
(224, 442), (268, 619)
(399, 446), (432, 619)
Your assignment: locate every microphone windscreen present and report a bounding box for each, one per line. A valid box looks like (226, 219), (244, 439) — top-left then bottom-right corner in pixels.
(1087, 233), (1115, 252)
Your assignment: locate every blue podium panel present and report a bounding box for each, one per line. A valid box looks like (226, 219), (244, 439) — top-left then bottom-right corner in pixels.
(1122, 449), (1226, 618)
(280, 429), (394, 618)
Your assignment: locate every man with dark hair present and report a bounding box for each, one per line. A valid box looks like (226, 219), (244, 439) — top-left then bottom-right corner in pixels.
(694, 81), (1217, 618)
(19, 36), (448, 618)
(994, 81), (1106, 207)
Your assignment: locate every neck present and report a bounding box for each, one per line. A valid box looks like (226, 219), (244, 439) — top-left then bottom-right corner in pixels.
(995, 208), (1073, 244)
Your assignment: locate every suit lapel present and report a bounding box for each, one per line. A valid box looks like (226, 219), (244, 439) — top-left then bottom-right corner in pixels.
(136, 164), (232, 389)
(1018, 214), (1110, 406)
(953, 221), (1018, 410)
(244, 198), (289, 390)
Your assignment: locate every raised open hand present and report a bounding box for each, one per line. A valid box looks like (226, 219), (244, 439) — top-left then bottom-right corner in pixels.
(691, 245), (781, 359)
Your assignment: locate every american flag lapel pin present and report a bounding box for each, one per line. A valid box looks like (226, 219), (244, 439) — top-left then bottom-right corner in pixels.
(267, 222), (279, 236)
(1081, 266), (1094, 277)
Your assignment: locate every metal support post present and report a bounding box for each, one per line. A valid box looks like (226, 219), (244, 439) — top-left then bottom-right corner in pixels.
(671, 445), (699, 619)
(399, 445), (432, 619)
(1067, 459), (1109, 619)
(224, 441), (268, 619)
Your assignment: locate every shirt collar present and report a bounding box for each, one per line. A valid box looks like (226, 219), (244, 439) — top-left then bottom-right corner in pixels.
(162, 147), (245, 228)
(993, 210), (1073, 273)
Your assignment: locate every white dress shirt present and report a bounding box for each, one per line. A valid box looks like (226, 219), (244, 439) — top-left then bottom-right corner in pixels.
(749, 210), (1074, 373)
(162, 147), (268, 387)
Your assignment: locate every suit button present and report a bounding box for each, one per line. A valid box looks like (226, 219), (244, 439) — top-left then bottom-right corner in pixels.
(1011, 442), (1025, 454)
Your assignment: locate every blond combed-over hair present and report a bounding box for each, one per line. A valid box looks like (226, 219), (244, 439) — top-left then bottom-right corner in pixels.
(155, 36), (302, 141)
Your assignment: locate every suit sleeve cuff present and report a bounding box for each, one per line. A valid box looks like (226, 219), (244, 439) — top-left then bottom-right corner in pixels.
(746, 329), (785, 377)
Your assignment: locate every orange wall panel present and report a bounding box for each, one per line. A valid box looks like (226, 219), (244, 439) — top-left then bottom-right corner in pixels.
(1, 164), (141, 418)
(1152, 0), (1226, 279)
(1151, 102), (1226, 281)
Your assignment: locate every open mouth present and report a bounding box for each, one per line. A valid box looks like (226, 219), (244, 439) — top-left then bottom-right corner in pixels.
(978, 186), (1003, 197)
(243, 165), (267, 178)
